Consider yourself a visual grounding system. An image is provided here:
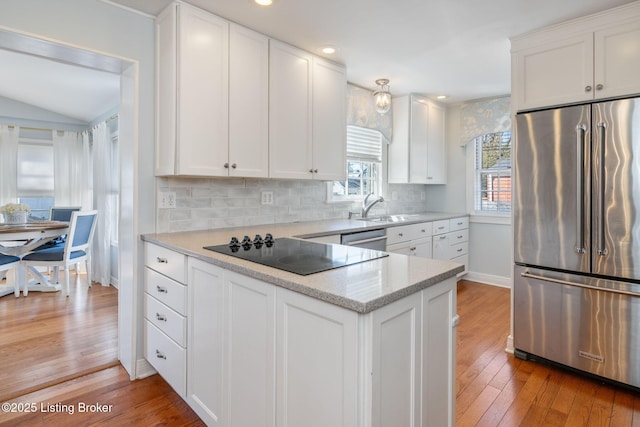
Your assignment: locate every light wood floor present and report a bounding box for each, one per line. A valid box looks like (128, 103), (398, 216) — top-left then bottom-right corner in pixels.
(2, 279), (639, 426)
(0, 273), (119, 403)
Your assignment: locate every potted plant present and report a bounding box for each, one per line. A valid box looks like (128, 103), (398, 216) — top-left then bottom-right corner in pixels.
(0, 203), (31, 225)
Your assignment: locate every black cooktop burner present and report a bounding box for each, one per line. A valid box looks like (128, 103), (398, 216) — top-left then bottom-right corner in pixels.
(204, 236), (388, 276)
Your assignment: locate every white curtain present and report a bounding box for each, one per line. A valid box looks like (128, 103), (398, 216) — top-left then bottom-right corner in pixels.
(0, 125), (19, 205)
(91, 122), (112, 287)
(53, 130), (90, 208)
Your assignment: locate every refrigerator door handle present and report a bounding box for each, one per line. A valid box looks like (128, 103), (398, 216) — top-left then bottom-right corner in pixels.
(597, 122), (608, 256)
(575, 124), (586, 254)
(520, 272), (640, 297)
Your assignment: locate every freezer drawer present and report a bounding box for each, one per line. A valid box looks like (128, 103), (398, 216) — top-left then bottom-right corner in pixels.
(514, 265), (640, 388)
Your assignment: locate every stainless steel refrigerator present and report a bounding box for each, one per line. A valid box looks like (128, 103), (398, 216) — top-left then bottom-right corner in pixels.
(513, 97), (640, 389)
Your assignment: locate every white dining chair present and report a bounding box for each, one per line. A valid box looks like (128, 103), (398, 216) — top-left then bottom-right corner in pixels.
(0, 254), (20, 297)
(21, 210), (98, 297)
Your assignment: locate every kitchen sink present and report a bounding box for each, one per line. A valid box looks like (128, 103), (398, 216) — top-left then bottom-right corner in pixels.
(358, 214), (420, 223)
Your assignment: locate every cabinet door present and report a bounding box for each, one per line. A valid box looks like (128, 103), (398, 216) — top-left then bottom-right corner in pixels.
(421, 278), (457, 427)
(409, 98), (429, 183)
(229, 24), (269, 178)
(388, 96), (410, 183)
(276, 288), (358, 427)
(177, 4), (229, 176)
(312, 57), (347, 181)
(269, 41), (313, 179)
(227, 270), (276, 427)
(413, 236), (433, 258)
(433, 234), (450, 260)
(595, 20), (640, 100)
(371, 292), (421, 427)
(426, 101), (446, 184)
(513, 33), (593, 111)
(155, 4), (177, 175)
(187, 258), (225, 426)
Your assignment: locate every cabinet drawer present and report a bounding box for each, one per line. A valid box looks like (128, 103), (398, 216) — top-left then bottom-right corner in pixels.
(386, 222), (432, 246)
(386, 224), (415, 246)
(448, 229), (468, 245)
(449, 241), (469, 259)
(145, 267), (187, 314)
(145, 294), (187, 347)
(145, 320), (186, 397)
(432, 220), (449, 235)
(145, 243), (187, 283)
(433, 234), (450, 259)
(449, 216), (468, 231)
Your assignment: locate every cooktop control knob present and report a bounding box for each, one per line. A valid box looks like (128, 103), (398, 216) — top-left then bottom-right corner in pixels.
(253, 234), (264, 244)
(264, 233), (274, 247)
(229, 237), (240, 247)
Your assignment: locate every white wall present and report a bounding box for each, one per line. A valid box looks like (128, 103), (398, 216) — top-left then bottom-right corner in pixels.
(0, 0), (156, 377)
(0, 95), (89, 131)
(425, 97), (512, 287)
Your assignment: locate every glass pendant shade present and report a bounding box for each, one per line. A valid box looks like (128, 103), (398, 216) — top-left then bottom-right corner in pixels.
(373, 79), (391, 114)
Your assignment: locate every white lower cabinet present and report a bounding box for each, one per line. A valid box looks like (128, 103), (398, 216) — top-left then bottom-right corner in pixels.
(188, 258), (276, 427)
(276, 288), (358, 427)
(164, 256), (457, 427)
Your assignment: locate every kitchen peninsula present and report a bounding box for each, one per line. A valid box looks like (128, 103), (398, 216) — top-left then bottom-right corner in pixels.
(142, 216), (464, 427)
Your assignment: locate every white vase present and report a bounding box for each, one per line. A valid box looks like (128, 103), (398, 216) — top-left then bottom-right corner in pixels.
(4, 211), (28, 225)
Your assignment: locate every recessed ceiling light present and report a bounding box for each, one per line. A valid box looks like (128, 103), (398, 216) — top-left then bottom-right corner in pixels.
(321, 46), (336, 54)
(254, 0), (273, 6)
(436, 95), (448, 100)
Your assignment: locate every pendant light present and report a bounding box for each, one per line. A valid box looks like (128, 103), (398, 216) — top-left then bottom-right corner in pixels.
(373, 79), (391, 115)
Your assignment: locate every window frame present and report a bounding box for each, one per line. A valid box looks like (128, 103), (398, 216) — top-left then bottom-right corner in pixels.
(328, 126), (384, 203)
(466, 130), (512, 224)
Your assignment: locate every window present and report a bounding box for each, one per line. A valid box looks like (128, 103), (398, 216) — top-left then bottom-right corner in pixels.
(473, 131), (511, 214)
(331, 126), (383, 201)
(17, 138), (55, 220)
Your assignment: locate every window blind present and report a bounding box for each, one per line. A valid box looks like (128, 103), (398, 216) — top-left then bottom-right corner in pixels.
(347, 125), (382, 162)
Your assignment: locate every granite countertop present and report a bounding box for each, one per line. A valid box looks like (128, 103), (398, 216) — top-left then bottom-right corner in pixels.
(142, 213), (466, 313)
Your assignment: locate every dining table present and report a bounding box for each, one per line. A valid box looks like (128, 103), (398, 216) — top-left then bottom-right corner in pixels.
(0, 221), (69, 297)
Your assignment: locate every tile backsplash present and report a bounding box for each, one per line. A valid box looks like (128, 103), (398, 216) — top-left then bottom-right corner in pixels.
(156, 177), (429, 233)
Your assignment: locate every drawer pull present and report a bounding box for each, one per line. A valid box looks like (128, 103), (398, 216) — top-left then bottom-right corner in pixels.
(156, 350), (167, 360)
(439, 236), (447, 240)
(457, 235), (464, 239)
(156, 257), (168, 264)
(421, 229), (426, 233)
(398, 233), (404, 237)
(437, 226), (445, 230)
(457, 248), (463, 253)
(457, 222), (464, 226)
(156, 286), (168, 294)
(156, 313), (167, 322)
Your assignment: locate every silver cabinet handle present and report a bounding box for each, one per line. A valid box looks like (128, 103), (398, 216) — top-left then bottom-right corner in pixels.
(596, 83), (603, 90)
(597, 122), (607, 256)
(421, 229), (426, 233)
(456, 248), (463, 253)
(155, 350), (167, 360)
(456, 221), (464, 226)
(231, 163), (237, 169)
(224, 162), (229, 168)
(156, 313), (167, 322)
(585, 85), (592, 92)
(156, 257), (168, 264)
(457, 235), (464, 239)
(439, 236), (447, 240)
(575, 124), (586, 254)
(398, 233), (404, 237)
(156, 286), (168, 294)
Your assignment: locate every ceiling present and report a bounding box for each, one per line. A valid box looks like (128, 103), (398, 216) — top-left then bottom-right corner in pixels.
(0, 0), (635, 124)
(108, 0), (635, 103)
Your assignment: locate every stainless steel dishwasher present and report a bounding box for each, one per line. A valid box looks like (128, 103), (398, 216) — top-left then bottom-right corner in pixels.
(340, 228), (387, 251)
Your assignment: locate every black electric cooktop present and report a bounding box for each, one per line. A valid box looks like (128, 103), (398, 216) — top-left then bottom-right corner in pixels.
(204, 235), (388, 276)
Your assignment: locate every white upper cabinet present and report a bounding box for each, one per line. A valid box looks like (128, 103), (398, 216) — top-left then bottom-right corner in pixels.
(156, 2), (229, 176)
(229, 24), (269, 178)
(388, 95), (446, 184)
(312, 57), (347, 181)
(269, 41), (313, 180)
(511, 3), (640, 111)
(156, 4), (268, 177)
(269, 41), (347, 181)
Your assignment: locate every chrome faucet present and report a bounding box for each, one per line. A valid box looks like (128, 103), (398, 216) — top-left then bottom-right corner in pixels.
(362, 193), (384, 218)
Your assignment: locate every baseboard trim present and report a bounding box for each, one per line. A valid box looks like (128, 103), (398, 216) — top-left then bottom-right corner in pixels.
(135, 358), (156, 380)
(505, 335), (514, 354)
(464, 271), (511, 288)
